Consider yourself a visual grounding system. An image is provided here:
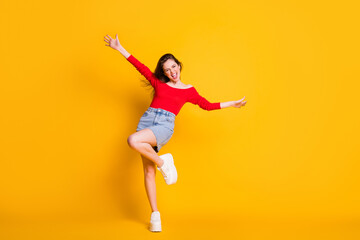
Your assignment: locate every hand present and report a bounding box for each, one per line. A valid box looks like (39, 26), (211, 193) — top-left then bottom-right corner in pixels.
(104, 34), (122, 51)
(233, 96), (247, 108)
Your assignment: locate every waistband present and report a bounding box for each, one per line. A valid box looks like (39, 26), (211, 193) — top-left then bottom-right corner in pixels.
(146, 107), (176, 117)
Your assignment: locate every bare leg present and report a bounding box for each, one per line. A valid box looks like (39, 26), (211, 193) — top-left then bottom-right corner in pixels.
(141, 154), (158, 212)
(127, 128), (164, 167)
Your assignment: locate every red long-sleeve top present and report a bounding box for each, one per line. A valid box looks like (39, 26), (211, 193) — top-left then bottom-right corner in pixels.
(127, 55), (221, 116)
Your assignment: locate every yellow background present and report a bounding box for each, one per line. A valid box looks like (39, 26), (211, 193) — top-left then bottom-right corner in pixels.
(1, 0), (359, 239)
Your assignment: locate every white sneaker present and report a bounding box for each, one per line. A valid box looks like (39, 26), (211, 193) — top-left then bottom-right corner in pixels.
(157, 153), (178, 185)
(149, 211), (162, 232)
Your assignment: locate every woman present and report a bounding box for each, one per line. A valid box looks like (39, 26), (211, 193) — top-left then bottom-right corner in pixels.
(104, 34), (247, 232)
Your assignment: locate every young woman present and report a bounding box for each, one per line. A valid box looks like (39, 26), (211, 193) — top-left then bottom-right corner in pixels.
(104, 34), (247, 232)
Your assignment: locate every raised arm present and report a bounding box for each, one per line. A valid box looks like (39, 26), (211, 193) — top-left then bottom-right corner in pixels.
(104, 34), (157, 87)
(104, 34), (130, 59)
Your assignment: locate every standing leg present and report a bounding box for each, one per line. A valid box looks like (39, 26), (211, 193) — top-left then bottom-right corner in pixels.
(141, 154), (158, 212)
(127, 128), (164, 167)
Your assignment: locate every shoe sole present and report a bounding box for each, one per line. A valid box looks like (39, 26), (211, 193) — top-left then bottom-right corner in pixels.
(149, 222), (162, 232)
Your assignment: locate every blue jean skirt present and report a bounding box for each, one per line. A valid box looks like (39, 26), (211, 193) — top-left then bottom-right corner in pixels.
(136, 107), (176, 153)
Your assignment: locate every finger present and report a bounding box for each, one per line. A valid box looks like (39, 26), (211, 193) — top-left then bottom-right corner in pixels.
(106, 34), (113, 40)
(116, 34), (118, 39)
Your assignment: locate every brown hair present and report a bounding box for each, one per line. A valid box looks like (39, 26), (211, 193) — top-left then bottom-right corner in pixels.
(141, 53), (183, 98)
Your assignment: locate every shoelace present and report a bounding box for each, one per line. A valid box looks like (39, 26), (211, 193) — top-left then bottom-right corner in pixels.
(160, 165), (169, 179)
(151, 215), (161, 222)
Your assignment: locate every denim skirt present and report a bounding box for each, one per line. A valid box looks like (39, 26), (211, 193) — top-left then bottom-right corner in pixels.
(136, 107), (176, 153)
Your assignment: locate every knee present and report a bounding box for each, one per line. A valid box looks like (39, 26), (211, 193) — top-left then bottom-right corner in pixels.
(144, 166), (156, 180)
(127, 134), (139, 149)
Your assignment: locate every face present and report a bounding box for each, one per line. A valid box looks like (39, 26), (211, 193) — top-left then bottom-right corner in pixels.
(163, 59), (181, 82)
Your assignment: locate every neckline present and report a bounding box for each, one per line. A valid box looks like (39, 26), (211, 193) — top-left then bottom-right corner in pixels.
(164, 82), (194, 90)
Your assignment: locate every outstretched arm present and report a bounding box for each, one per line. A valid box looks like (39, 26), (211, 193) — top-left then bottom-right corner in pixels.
(188, 88), (247, 111)
(220, 96), (247, 109)
(104, 34), (130, 59)
(104, 34), (157, 87)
